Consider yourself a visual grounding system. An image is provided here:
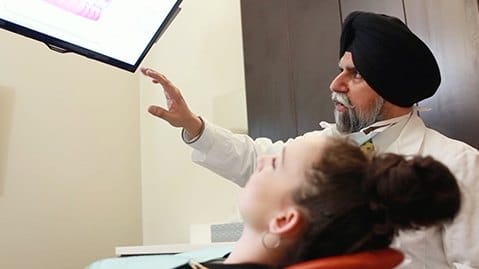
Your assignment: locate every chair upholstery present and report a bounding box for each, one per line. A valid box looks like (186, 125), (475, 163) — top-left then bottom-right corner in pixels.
(286, 248), (404, 269)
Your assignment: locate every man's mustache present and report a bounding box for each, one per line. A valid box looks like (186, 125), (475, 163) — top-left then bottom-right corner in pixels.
(332, 92), (355, 109)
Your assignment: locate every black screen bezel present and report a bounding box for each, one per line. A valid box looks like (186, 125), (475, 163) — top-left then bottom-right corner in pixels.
(0, 0), (182, 72)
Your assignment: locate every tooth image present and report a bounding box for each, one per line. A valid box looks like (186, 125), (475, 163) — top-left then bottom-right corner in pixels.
(43, 0), (112, 21)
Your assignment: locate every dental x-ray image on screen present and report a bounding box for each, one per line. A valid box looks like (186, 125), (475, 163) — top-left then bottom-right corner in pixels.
(0, 0), (182, 72)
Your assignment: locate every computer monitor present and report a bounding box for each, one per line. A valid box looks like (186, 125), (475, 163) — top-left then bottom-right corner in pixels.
(0, 0), (182, 72)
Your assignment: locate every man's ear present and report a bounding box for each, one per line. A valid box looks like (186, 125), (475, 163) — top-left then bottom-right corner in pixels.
(268, 207), (303, 236)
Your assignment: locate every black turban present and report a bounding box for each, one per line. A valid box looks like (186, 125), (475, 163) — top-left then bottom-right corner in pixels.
(340, 11), (441, 107)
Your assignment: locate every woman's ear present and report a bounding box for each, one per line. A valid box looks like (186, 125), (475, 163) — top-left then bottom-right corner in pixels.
(268, 207), (303, 236)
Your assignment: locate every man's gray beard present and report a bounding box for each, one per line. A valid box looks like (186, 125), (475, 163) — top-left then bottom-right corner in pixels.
(334, 97), (385, 134)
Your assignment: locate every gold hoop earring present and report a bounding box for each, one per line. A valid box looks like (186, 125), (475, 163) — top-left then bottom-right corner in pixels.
(261, 231), (281, 249)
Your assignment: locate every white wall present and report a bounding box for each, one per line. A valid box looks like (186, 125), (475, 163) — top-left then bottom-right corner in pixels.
(140, 0), (247, 244)
(0, 31), (142, 269)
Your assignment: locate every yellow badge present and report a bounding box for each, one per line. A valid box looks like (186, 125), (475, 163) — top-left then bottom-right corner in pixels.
(360, 140), (375, 154)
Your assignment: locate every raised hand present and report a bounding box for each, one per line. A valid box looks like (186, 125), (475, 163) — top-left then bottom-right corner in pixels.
(141, 67), (203, 138)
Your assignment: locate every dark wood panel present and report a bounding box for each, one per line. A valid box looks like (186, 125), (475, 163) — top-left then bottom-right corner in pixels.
(288, 0), (341, 135)
(404, 0), (479, 149)
(340, 0), (405, 21)
(241, 0), (297, 141)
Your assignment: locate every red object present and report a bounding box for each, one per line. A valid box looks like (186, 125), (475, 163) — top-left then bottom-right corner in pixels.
(287, 248), (404, 269)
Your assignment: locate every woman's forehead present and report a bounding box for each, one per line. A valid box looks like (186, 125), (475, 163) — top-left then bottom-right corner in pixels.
(290, 135), (329, 149)
(286, 136), (328, 163)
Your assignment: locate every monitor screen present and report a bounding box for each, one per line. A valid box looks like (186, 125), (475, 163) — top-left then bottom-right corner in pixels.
(0, 0), (182, 72)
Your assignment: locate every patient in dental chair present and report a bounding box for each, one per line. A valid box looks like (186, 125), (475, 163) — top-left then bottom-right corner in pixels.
(174, 136), (461, 268)
(87, 136), (461, 269)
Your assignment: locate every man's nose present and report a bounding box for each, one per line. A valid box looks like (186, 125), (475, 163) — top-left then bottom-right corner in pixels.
(330, 72), (348, 93)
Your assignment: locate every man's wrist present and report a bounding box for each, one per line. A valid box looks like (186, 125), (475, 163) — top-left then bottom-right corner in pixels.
(182, 116), (205, 144)
(184, 116), (203, 138)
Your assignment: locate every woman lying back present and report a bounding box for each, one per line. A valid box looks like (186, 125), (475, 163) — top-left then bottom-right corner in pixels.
(181, 136), (461, 268)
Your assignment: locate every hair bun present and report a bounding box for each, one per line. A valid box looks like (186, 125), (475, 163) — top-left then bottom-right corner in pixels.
(363, 154), (461, 230)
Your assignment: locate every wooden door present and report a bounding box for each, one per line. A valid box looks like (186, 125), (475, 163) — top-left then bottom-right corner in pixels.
(404, 0), (479, 149)
(288, 0), (342, 136)
(340, 0), (405, 21)
(241, 0), (341, 141)
(241, 0), (297, 141)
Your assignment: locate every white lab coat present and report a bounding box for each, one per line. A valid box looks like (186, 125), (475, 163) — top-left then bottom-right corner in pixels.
(186, 112), (479, 269)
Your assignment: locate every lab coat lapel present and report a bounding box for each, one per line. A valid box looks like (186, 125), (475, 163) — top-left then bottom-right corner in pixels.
(386, 113), (426, 155)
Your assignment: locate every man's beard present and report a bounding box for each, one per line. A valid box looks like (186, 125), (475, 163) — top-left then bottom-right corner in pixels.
(332, 92), (385, 134)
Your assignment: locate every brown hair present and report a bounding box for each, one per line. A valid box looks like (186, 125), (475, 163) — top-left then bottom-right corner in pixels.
(280, 137), (461, 266)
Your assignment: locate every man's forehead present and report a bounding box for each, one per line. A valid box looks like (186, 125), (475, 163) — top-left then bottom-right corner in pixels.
(338, 52), (355, 68)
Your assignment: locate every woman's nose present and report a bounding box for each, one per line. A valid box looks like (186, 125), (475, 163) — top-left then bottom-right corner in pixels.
(256, 155), (272, 172)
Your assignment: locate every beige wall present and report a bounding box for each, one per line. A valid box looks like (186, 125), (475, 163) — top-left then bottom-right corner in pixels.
(0, 31), (142, 268)
(0, 1), (245, 268)
(140, 0), (247, 244)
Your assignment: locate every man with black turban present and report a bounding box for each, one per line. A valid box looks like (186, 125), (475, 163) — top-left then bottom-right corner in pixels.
(142, 11), (479, 269)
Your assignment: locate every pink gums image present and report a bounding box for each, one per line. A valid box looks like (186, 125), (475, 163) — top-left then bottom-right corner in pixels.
(43, 0), (112, 21)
